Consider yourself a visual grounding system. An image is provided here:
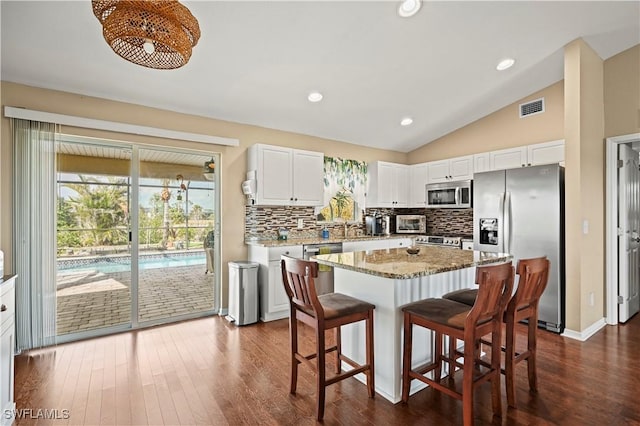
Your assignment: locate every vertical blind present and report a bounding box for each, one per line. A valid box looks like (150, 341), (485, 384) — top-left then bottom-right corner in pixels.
(12, 118), (58, 351)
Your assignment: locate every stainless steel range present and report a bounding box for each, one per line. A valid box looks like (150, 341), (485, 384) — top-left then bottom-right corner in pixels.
(414, 235), (462, 248)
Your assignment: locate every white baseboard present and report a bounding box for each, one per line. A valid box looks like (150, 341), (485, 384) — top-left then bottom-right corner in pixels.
(561, 317), (607, 341)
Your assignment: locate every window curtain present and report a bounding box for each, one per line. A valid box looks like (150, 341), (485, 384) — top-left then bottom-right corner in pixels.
(323, 157), (368, 207)
(12, 118), (58, 351)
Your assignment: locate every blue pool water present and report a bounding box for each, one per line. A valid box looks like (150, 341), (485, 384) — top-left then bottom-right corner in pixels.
(58, 253), (206, 274)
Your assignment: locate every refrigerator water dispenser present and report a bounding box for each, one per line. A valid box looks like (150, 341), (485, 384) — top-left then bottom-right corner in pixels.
(479, 218), (499, 245)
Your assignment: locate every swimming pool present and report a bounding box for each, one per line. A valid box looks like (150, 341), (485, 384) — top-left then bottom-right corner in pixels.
(58, 252), (206, 274)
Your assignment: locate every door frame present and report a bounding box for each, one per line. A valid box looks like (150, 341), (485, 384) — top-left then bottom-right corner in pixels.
(605, 132), (640, 325)
(55, 136), (222, 343)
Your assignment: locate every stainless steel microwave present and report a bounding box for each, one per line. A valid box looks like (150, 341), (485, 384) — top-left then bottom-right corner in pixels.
(395, 215), (426, 234)
(426, 180), (472, 208)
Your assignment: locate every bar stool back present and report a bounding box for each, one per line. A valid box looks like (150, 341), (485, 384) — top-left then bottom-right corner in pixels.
(401, 262), (514, 425)
(443, 256), (550, 407)
(281, 255), (375, 421)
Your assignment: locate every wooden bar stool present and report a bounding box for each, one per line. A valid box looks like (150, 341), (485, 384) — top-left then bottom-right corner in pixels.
(443, 256), (550, 407)
(280, 255), (375, 421)
(401, 262), (514, 426)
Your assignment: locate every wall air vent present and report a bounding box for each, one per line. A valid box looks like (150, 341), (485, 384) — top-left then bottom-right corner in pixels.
(519, 97), (545, 118)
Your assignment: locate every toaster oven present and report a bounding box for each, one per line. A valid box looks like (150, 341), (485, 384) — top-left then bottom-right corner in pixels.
(395, 215), (426, 234)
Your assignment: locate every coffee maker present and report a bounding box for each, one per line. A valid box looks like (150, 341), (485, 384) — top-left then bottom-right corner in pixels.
(365, 214), (391, 236)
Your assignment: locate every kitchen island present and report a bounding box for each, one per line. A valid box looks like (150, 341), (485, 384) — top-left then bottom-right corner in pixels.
(313, 246), (511, 403)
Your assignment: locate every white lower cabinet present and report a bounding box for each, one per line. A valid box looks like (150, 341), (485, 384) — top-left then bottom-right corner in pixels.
(248, 245), (302, 322)
(343, 237), (413, 252)
(1, 276), (16, 426)
(387, 238), (413, 249)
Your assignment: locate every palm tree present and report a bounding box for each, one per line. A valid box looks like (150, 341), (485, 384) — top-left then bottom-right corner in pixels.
(330, 188), (352, 221)
(160, 179), (171, 249)
(64, 176), (128, 248)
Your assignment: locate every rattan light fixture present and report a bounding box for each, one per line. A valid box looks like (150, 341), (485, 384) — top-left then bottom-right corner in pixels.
(92, 0), (200, 70)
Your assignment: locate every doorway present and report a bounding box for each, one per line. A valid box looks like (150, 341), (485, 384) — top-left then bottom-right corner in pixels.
(605, 133), (640, 325)
(55, 137), (220, 341)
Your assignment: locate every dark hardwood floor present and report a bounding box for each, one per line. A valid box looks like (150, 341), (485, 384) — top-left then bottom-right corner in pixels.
(14, 313), (640, 425)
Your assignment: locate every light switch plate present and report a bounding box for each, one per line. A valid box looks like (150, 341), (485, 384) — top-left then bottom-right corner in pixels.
(583, 220), (589, 235)
(297, 218), (304, 229)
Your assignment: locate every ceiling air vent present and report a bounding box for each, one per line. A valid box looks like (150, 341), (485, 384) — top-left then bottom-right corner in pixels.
(519, 97), (545, 118)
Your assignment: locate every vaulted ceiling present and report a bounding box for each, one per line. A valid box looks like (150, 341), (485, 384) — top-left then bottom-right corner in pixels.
(1, 1), (638, 153)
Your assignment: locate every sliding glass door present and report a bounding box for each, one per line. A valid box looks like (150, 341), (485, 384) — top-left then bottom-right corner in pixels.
(56, 141), (132, 337)
(55, 138), (219, 340)
(136, 148), (216, 324)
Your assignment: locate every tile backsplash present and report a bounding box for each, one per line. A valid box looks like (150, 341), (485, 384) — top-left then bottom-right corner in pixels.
(426, 209), (473, 237)
(245, 205), (473, 239)
(245, 206), (365, 240)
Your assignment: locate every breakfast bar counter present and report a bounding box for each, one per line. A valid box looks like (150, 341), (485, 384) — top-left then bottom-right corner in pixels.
(313, 246), (511, 403)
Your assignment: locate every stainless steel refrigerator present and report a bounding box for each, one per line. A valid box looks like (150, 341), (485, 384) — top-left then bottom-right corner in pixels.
(473, 164), (564, 333)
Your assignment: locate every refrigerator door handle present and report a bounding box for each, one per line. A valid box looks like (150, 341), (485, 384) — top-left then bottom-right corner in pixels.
(504, 191), (512, 254)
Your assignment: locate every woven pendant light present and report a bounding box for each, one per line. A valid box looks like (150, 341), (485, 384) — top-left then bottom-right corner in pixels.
(92, 0), (200, 70)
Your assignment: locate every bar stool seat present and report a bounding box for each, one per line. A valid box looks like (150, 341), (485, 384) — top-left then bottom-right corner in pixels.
(443, 256), (550, 408)
(402, 262), (514, 426)
(281, 255), (375, 421)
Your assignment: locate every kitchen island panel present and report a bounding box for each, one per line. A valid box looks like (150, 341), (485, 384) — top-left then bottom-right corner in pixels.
(334, 266), (477, 403)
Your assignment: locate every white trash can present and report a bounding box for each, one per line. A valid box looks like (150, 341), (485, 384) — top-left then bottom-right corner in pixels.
(227, 261), (259, 325)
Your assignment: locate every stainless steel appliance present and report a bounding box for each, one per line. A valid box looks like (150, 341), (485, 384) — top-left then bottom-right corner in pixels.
(304, 242), (343, 294)
(227, 261), (259, 325)
(426, 180), (472, 208)
(395, 214), (426, 234)
(473, 164), (564, 333)
(414, 235), (462, 248)
(461, 239), (474, 250)
(365, 215), (391, 236)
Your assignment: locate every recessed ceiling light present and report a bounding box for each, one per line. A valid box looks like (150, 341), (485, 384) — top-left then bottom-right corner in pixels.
(400, 117), (413, 126)
(398, 0), (421, 18)
(496, 58), (515, 71)
(308, 92), (323, 102)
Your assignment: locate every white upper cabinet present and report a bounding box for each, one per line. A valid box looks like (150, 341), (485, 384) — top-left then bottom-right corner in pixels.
(449, 156), (474, 180)
(473, 152), (491, 174)
(527, 139), (565, 166)
(489, 140), (565, 171)
(490, 146), (528, 170)
(408, 163), (428, 207)
(367, 161), (409, 207)
(426, 160), (449, 184)
(248, 144), (324, 206)
(292, 149), (325, 205)
(426, 155), (473, 184)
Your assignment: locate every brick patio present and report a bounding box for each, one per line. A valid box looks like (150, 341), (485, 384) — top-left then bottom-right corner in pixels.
(56, 265), (215, 335)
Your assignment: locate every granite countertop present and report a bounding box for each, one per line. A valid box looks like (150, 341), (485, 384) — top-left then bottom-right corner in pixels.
(312, 246), (512, 279)
(245, 234), (414, 247)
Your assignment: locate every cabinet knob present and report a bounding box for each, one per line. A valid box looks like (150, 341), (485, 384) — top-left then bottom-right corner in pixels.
(521, 164), (525, 167)
(285, 251), (289, 255)
(0, 304), (6, 312)
(527, 163), (531, 166)
(294, 198), (298, 201)
(290, 197), (294, 201)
